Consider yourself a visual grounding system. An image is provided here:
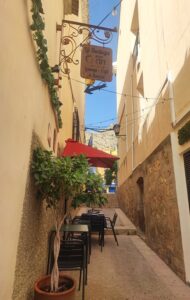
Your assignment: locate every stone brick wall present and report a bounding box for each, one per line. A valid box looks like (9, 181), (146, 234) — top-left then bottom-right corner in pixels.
(103, 193), (119, 208)
(12, 135), (54, 300)
(117, 136), (185, 280)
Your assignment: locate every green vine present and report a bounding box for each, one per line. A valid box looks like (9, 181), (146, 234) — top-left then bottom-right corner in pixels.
(178, 120), (190, 145)
(30, 0), (62, 128)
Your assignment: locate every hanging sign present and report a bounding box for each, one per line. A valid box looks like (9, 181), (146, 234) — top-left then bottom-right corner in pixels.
(80, 45), (112, 82)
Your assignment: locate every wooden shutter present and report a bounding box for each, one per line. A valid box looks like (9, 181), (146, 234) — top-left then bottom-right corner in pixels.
(64, 0), (79, 16)
(72, 108), (80, 141)
(72, 0), (79, 15)
(184, 150), (190, 208)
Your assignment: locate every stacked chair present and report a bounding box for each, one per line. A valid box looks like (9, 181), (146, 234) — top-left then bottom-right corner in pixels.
(47, 229), (88, 300)
(72, 216), (92, 262)
(58, 240), (86, 300)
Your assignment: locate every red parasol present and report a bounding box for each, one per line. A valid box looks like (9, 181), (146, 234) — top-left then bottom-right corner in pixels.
(62, 139), (119, 168)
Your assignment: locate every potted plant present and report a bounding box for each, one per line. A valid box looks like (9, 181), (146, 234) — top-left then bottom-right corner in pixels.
(31, 147), (89, 299)
(72, 170), (108, 209)
(104, 161), (118, 192)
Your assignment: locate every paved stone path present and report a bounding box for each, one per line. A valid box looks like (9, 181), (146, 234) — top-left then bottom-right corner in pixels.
(66, 207), (190, 299)
(67, 235), (190, 300)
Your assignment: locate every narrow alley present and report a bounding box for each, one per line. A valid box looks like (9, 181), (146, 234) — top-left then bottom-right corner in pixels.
(67, 209), (190, 300)
(2, 1), (190, 299)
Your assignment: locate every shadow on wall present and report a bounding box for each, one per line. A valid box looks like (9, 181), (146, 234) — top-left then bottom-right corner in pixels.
(12, 134), (54, 300)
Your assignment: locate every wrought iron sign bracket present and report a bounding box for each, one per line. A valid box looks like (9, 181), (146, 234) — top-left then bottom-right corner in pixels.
(56, 20), (117, 75)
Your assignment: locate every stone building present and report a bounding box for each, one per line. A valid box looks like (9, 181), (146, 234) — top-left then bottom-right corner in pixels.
(0, 1), (88, 299)
(116, 0), (190, 282)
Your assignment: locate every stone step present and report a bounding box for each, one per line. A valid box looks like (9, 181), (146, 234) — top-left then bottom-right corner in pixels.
(105, 227), (137, 235)
(103, 207), (137, 235)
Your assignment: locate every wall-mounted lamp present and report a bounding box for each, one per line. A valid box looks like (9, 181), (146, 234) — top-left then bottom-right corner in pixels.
(113, 124), (126, 137)
(56, 20), (117, 75)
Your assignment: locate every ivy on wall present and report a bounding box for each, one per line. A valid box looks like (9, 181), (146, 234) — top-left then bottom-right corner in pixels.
(178, 120), (190, 145)
(30, 0), (62, 128)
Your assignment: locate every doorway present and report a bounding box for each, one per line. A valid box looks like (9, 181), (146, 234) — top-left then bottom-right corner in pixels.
(136, 177), (145, 232)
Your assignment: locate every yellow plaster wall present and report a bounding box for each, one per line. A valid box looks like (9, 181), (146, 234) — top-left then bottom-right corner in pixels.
(117, 0), (190, 185)
(0, 0), (81, 298)
(0, 1), (89, 297)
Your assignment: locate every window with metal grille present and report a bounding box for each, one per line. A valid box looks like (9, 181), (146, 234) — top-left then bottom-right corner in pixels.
(184, 150), (190, 208)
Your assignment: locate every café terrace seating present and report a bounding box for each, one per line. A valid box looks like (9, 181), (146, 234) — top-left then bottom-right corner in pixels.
(46, 209), (119, 300)
(105, 212), (119, 246)
(72, 216), (92, 260)
(80, 212), (105, 251)
(47, 232), (87, 300)
(58, 240), (87, 300)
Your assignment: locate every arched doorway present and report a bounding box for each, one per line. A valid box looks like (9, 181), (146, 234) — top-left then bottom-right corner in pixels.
(136, 177), (145, 232)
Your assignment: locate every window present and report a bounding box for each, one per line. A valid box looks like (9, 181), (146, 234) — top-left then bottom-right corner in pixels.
(184, 150), (190, 209)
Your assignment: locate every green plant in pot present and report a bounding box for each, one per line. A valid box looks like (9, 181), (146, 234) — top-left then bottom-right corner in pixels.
(104, 161), (118, 187)
(72, 170), (108, 209)
(31, 147), (89, 299)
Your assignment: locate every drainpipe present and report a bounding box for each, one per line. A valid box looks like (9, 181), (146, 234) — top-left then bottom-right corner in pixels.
(131, 75), (134, 171)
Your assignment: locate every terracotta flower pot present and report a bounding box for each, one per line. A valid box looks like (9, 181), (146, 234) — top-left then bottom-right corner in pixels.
(34, 274), (76, 300)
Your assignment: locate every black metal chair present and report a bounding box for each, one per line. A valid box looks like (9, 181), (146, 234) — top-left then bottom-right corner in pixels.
(47, 237), (87, 300)
(58, 240), (87, 297)
(72, 216), (92, 260)
(47, 231), (87, 300)
(81, 213), (105, 251)
(105, 212), (119, 246)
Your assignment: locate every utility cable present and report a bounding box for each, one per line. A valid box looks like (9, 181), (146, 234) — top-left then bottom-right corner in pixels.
(84, 98), (171, 129)
(84, 101), (172, 136)
(86, 117), (117, 126)
(62, 74), (172, 101)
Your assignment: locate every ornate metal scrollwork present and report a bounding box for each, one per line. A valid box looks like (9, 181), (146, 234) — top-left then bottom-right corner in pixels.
(57, 20), (117, 74)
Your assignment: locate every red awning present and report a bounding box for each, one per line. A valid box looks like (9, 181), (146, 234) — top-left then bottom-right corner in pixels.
(62, 139), (119, 168)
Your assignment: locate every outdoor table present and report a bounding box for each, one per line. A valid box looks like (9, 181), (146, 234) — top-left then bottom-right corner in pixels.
(50, 224), (89, 236)
(60, 224), (89, 250)
(81, 212), (107, 228)
(61, 223), (89, 234)
(87, 208), (101, 214)
(50, 224), (89, 257)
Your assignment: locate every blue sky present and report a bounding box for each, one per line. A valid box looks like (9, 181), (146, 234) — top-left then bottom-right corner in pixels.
(85, 0), (120, 129)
